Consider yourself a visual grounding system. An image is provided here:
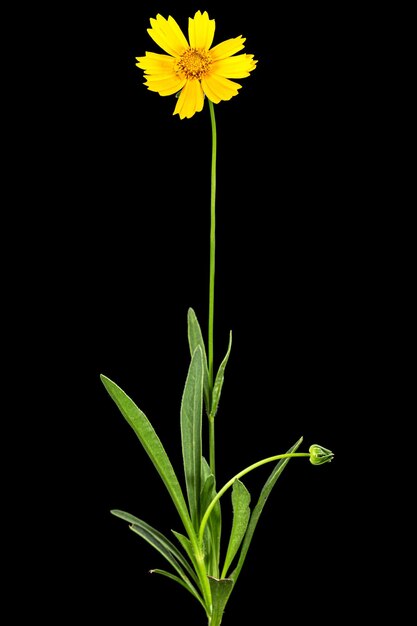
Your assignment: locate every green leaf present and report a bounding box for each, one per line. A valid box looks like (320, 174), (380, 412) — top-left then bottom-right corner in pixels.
(149, 569), (206, 609)
(208, 577), (234, 626)
(100, 375), (193, 537)
(200, 458), (221, 577)
(221, 480), (251, 578)
(211, 331), (232, 418)
(187, 308), (210, 414)
(111, 512), (204, 606)
(171, 530), (200, 573)
(128, 523), (203, 604)
(230, 436), (304, 582)
(111, 510), (198, 585)
(200, 466), (216, 519)
(180, 346), (204, 528)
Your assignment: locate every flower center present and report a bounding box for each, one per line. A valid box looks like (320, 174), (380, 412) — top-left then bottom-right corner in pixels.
(176, 48), (212, 80)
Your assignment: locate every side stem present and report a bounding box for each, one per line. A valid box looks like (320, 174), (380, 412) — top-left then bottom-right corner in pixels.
(199, 453), (311, 543)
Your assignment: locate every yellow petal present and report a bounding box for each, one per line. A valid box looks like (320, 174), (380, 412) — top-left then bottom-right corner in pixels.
(144, 74), (186, 96)
(136, 52), (176, 76)
(174, 79), (205, 119)
(188, 10), (215, 50)
(210, 36), (246, 61)
(202, 74), (242, 103)
(211, 54), (258, 78)
(147, 14), (189, 57)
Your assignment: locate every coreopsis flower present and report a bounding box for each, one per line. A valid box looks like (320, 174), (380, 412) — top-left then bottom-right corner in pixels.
(309, 445), (334, 465)
(136, 10), (258, 119)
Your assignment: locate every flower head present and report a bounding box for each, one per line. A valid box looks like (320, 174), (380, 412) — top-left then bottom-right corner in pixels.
(136, 10), (258, 119)
(309, 444), (334, 466)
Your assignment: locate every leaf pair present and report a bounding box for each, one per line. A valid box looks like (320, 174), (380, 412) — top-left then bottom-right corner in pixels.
(111, 509), (205, 609)
(187, 307), (232, 419)
(101, 372), (212, 612)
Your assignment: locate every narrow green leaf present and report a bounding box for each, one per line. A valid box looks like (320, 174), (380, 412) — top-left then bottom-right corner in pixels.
(149, 569), (206, 609)
(200, 465), (215, 517)
(180, 346), (203, 528)
(128, 522), (202, 602)
(187, 308), (210, 413)
(171, 522), (214, 612)
(171, 530), (200, 573)
(211, 331), (232, 418)
(230, 436), (304, 582)
(100, 375), (192, 536)
(111, 510), (198, 584)
(201, 457), (221, 577)
(221, 480), (251, 578)
(208, 577), (234, 626)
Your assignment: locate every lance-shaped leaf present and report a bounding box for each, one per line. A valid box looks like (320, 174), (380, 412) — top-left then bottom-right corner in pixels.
(201, 457), (221, 576)
(128, 525), (203, 605)
(180, 346), (204, 528)
(211, 331), (232, 418)
(221, 480), (251, 578)
(149, 569), (206, 609)
(110, 512), (205, 608)
(111, 510), (198, 585)
(230, 436), (304, 583)
(187, 308), (210, 414)
(100, 375), (193, 537)
(209, 577), (234, 626)
(171, 530), (200, 575)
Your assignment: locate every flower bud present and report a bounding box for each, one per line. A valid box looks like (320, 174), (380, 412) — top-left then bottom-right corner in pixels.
(309, 444), (334, 465)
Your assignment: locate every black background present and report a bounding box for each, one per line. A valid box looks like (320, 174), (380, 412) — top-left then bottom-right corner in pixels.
(14, 1), (386, 623)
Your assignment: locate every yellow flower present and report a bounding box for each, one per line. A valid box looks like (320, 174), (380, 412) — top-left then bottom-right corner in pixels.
(136, 10), (258, 119)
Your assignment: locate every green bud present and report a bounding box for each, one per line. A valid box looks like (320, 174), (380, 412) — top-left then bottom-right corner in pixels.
(309, 444), (334, 465)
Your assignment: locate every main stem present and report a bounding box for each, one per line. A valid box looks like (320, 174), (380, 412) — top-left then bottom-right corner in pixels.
(208, 100), (217, 475)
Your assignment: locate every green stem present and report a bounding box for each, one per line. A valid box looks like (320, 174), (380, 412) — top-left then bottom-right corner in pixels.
(208, 99), (217, 474)
(199, 453), (311, 543)
(209, 415), (215, 477)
